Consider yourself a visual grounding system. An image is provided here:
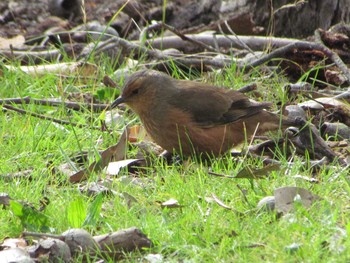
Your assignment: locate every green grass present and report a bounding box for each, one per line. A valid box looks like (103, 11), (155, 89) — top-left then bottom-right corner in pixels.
(0, 59), (349, 263)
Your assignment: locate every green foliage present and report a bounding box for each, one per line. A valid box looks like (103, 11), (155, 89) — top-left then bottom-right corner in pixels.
(9, 200), (49, 232)
(66, 194), (103, 228)
(83, 194), (103, 226)
(67, 197), (87, 228)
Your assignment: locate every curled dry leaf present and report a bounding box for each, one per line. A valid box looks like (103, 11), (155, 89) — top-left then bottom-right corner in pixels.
(161, 198), (182, 208)
(106, 159), (141, 176)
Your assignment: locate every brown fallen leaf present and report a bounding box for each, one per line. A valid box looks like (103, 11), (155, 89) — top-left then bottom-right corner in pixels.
(69, 127), (129, 183)
(235, 163), (281, 179)
(274, 186), (320, 214)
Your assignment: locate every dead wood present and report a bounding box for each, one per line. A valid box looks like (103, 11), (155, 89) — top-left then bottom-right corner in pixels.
(146, 34), (298, 52)
(93, 227), (153, 259)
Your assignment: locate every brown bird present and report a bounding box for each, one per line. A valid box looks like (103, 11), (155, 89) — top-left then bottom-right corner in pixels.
(111, 70), (291, 158)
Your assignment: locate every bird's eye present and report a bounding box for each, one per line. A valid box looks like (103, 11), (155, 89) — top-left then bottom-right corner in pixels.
(132, 89), (139, 95)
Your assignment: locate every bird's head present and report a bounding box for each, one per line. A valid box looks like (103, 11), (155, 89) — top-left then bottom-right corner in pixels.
(110, 70), (176, 114)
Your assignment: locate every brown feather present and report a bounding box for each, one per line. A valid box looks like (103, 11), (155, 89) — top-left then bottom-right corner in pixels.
(112, 70), (292, 157)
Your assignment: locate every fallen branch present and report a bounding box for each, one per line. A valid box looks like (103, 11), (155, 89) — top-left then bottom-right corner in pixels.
(94, 227), (153, 259)
(141, 22), (220, 53)
(89, 36), (229, 69)
(146, 34), (298, 51)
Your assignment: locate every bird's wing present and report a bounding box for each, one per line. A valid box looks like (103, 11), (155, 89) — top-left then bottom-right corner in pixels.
(169, 81), (269, 127)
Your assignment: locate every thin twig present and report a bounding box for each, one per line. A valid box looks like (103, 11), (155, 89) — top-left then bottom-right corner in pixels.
(97, 36), (229, 69)
(218, 21), (256, 55)
(0, 96), (109, 112)
(208, 171), (235, 178)
(236, 184), (251, 206)
(3, 104), (101, 130)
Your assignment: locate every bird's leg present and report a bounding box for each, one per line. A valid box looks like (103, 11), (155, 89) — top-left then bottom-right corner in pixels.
(159, 150), (183, 165)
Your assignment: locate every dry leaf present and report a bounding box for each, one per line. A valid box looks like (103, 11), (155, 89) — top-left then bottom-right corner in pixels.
(106, 159), (140, 176)
(161, 198), (182, 208)
(274, 186), (320, 214)
(298, 97), (347, 110)
(129, 125), (152, 143)
(235, 163), (281, 179)
(69, 127), (129, 183)
(0, 238), (28, 249)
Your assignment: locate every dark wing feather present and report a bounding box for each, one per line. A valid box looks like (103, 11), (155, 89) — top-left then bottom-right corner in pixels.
(169, 81), (269, 127)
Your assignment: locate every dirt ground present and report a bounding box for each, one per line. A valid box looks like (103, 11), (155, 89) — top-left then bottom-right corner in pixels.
(1, 0), (349, 43)
(0, 0), (129, 39)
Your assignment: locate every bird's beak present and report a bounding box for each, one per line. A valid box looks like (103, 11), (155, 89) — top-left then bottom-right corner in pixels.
(110, 96), (125, 109)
